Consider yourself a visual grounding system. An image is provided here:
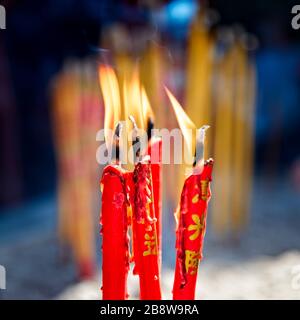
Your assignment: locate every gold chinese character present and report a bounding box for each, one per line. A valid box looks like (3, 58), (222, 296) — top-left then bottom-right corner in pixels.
(188, 214), (204, 240)
(143, 233), (157, 256)
(185, 250), (199, 275)
(200, 180), (209, 200)
(192, 194), (199, 204)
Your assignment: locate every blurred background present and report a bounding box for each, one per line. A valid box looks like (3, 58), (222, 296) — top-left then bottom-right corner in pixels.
(0, 0), (300, 299)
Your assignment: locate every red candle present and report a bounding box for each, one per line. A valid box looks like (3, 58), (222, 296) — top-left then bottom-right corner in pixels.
(128, 114), (162, 300)
(99, 65), (130, 299)
(165, 86), (214, 300)
(146, 136), (162, 263)
(100, 164), (131, 300)
(173, 159), (213, 299)
(131, 158), (162, 300)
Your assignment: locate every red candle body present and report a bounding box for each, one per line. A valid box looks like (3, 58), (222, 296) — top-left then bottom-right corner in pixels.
(131, 159), (162, 300)
(173, 159), (214, 300)
(101, 165), (130, 300)
(146, 137), (162, 261)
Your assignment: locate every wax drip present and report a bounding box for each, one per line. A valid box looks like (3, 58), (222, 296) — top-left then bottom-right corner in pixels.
(133, 161), (156, 225)
(147, 117), (154, 141)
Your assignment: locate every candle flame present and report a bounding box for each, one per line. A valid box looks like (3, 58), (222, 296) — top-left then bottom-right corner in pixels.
(165, 86), (196, 158)
(99, 64), (153, 159)
(99, 64), (121, 146)
(141, 86), (154, 125)
(124, 67), (145, 131)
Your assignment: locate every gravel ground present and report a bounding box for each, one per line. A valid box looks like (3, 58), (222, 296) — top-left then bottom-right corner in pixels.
(0, 177), (300, 300)
(57, 251), (300, 300)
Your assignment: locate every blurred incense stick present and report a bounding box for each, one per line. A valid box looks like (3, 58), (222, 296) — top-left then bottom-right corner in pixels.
(51, 59), (101, 278)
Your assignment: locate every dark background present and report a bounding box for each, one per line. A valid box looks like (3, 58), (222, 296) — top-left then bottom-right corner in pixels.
(1, 0), (300, 207)
(0, 0), (300, 207)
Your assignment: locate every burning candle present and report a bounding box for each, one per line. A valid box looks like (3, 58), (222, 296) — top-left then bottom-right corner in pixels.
(99, 64), (162, 300)
(99, 66), (130, 300)
(130, 116), (162, 300)
(165, 88), (213, 300)
(124, 71), (163, 265)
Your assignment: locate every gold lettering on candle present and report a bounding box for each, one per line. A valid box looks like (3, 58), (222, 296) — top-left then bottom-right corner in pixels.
(143, 233), (157, 256)
(200, 180), (209, 200)
(185, 250), (200, 275)
(188, 214), (204, 240)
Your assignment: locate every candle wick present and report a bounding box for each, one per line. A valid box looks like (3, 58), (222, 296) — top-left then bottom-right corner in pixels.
(147, 117), (154, 141)
(129, 115), (141, 163)
(112, 122), (122, 164)
(193, 125), (210, 168)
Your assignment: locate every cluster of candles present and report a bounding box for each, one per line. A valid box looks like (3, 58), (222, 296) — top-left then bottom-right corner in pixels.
(50, 9), (255, 295)
(99, 65), (213, 300)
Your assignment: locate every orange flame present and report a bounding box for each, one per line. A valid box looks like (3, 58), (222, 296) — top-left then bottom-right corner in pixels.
(165, 86), (196, 157)
(99, 64), (153, 152)
(123, 67), (145, 131)
(141, 86), (154, 125)
(99, 64), (121, 144)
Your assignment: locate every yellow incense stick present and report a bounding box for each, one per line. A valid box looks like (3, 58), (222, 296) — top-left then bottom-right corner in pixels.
(211, 48), (235, 235)
(185, 13), (214, 158)
(242, 60), (256, 229)
(231, 42), (248, 233)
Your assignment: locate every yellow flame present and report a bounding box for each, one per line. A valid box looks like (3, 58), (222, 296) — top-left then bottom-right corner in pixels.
(99, 64), (153, 151)
(165, 86), (196, 157)
(128, 67), (145, 129)
(141, 86), (154, 125)
(98, 64), (121, 143)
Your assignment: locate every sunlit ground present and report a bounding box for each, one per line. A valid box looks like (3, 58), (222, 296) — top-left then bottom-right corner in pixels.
(0, 176), (300, 300)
